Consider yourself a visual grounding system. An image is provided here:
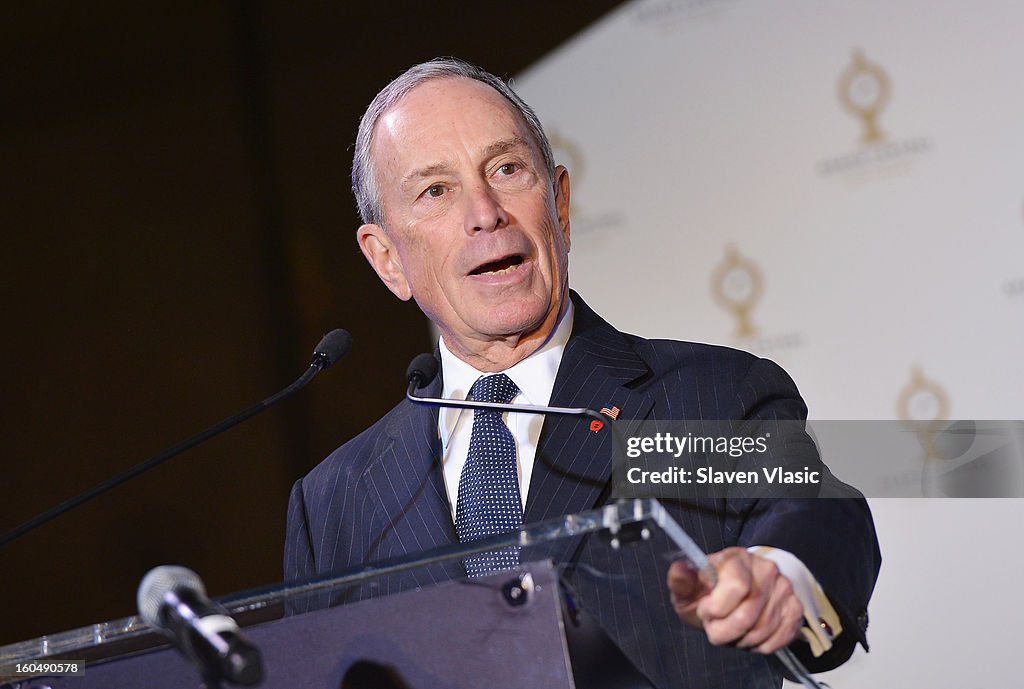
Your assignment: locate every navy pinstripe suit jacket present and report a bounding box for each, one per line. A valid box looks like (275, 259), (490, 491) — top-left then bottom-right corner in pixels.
(285, 293), (880, 689)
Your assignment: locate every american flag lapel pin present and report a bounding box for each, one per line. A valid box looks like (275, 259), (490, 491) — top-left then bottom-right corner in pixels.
(590, 405), (620, 433)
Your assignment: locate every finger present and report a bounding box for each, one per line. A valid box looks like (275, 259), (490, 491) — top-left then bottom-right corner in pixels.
(736, 569), (793, 650)
(753, 591), (804, 654)
(667, 560), (709, 626)
(666, 559), (703, 600)
(696, 549), (756, 622)
(702, 574), (772, 646)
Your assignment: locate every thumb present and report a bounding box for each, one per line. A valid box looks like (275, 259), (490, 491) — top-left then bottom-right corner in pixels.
(667, 560), (712, 625)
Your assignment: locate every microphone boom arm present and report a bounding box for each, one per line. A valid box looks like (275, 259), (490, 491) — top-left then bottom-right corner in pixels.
(0, 329), (351, 547)
(406, 379), (606, 423)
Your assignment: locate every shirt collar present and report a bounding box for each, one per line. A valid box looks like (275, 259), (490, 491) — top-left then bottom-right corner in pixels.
(438, 300), (575, 441)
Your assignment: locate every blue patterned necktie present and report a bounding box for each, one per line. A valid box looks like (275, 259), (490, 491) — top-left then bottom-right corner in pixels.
(455, 373), (522, 577)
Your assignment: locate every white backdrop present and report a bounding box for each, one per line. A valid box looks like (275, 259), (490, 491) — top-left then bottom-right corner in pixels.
(515, 0), (1024, 685)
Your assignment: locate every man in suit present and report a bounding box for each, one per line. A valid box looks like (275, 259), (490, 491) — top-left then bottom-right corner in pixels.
(285, 58), (880, 688)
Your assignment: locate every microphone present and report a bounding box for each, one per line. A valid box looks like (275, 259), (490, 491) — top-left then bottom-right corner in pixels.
(406, 352), (440, 390)
(311, 328), (354, 371)
(404, 353), (606, 425)
(138, 566), (263, 686)
(1, 329), (353, 547)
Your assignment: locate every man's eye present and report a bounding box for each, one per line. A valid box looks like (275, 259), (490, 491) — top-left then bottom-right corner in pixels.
(425, 184), (445, 198)
(498, 162), (519, 175)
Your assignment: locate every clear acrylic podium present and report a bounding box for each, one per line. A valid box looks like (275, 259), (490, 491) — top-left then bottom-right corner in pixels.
(0, 500), (723, 689)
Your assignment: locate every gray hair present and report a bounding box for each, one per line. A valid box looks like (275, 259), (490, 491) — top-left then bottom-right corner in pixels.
(351, 57), (556, 227)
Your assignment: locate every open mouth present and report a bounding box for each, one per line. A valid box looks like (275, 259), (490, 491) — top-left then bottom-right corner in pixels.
(469, 254), (525, 276)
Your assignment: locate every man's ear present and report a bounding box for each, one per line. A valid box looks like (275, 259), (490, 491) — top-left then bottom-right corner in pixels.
(553, 165), (571, 251)
(356, 224), (412, 301)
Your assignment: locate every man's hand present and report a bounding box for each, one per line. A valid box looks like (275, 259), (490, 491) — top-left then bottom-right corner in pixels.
(667, 547), (804, 654)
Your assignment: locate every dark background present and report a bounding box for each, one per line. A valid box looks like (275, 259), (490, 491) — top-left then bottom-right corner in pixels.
(0, 1), (625, 646)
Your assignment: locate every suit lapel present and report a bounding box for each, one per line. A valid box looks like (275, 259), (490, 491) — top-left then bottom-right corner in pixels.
(525, 293), (654, 531)
(361, 373), (463, 585)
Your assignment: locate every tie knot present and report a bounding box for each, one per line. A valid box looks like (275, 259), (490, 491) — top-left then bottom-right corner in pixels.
(469, 373), (519, 405)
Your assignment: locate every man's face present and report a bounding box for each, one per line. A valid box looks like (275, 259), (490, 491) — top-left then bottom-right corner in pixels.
(357, 76), (571, 366)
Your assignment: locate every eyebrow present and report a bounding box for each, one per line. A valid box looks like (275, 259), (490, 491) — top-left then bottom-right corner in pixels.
(481, 136), (530, 161)
(399, 137), (532, 189)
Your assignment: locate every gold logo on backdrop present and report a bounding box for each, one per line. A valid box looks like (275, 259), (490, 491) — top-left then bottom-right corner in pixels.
(897, 366), (950, 424)
(819, 48), (929, 178)
(897, 366), (950, 470)
(711, 245), (763, 339)
(897, 370), (1021, 497)
(838, 50), (891, 146)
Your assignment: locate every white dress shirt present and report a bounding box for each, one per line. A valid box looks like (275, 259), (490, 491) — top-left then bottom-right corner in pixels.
(438, 301), (575, 515)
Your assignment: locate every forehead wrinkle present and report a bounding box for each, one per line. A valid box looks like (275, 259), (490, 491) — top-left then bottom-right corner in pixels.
(400, 160), (457, 190)
(480, 136), (532, 161)
(400, 136), (535, 188)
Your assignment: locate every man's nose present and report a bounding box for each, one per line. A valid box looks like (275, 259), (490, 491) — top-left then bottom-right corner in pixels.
(463, 183), (509, 234)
